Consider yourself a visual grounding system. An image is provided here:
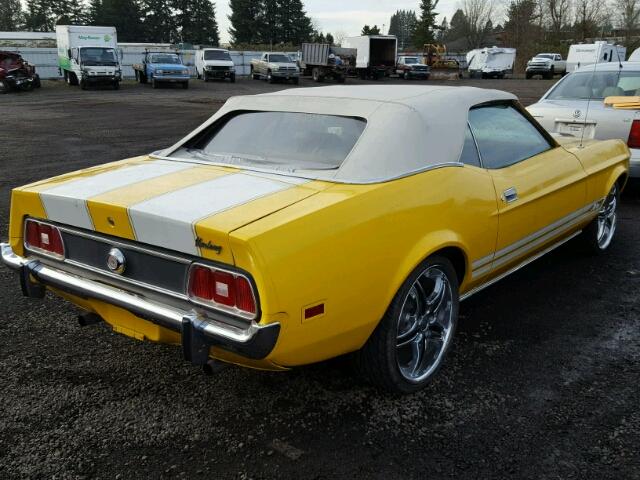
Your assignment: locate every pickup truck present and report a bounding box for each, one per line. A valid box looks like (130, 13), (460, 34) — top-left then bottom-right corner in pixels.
(133, 51), (190, 89)
(250, 53), (300, 84)
(526, 53), (566, 79)
(396, 56), (430, 80)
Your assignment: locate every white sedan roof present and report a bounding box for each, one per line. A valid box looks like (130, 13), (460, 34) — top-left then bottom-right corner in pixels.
(163, 86), (516, 184)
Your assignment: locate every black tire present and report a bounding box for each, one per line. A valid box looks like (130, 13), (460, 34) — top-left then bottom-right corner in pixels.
(548, 67), (555, 79)
(182, 81), (189, 89)
(151, 77), (158, 89)
(336, 75), (346, 84)
(113, 80), (120, 90)
(0, 79), (8, 94)
(196, 70), (201, 80)
(292, 77), (299, 85)
(230, 73), (236, 83)
(267, 71), (275, 83)
(580, 183), (620, 254)
(312, 67), (322, 82)
(34, 75), (41, 88)
(80, 78), (87, 90)
(353, 255), (459, 393)
(404, 71), (410, 80)
(526, 72), (532, 79)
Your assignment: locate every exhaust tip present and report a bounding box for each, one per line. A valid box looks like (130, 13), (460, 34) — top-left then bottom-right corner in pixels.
(78, 311), (103, 327)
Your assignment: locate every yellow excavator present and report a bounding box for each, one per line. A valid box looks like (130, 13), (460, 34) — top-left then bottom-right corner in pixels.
(423, 44), (462, 77)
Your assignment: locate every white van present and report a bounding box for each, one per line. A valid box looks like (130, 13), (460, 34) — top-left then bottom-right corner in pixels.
(566, 41), (626, 72)
(195, 48), (235, 82)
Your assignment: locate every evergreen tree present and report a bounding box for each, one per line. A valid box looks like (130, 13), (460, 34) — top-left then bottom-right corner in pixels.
(388, 10), (418, 50)
(437, 17), (448, 41)
(413, 0), (439, 46)
(141, 0), (177, 43)
(228, 0), (262, 44)
(174, 0), (219, 45)
(446, 8), (466, 41)
(325, 32), (334, 45)
(25, 0), (54, 31)
(90, 0), (144, 42)
(0, 0), (24, 30)
(361, 25), (381, 35)
(258, 0), (280, 45)
(279, 0), (312, 44)
(51, 0), (87, 25)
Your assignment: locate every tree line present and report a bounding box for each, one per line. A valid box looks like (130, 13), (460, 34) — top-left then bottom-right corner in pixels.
(0, 0), (326, 47)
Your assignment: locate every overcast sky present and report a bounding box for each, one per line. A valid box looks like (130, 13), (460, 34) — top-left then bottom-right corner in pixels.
(217, 0), (461, 44)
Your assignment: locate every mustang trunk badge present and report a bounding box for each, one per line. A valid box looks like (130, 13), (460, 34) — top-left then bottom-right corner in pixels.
(195, 237), (223, 254)
(107, 248), (126, 274)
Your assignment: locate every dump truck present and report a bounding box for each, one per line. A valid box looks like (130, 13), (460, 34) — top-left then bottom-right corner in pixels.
(342, 35), (397, 80)
(56, 25), (121, 90)
(299, 43), (356, 83)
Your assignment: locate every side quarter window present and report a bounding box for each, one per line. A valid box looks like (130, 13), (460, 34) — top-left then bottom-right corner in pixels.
(468, 104), (552, 169)
(459, 125), (481, 167)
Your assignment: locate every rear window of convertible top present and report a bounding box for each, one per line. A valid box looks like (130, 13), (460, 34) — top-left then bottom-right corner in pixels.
(173, 111), (367, 171)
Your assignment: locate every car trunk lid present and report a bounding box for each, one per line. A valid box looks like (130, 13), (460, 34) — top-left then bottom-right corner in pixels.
(20, 157), (329, 265)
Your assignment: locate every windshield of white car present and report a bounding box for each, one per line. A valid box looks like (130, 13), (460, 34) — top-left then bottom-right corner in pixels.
(536, 54), (554, 59)
(404, 57), (420, 64)
(173, 112), (366, 171)
(268, 54), (291, 63)
(81, 48), (117, 65)
(204, 50), (231, 61)
(150, 54), (181, 64)
(546, 70), (640, 100)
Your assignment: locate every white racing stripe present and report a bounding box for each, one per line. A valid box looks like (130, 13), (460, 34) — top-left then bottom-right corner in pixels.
(129, 173), (293, 254)
(40, 161), (192, 230)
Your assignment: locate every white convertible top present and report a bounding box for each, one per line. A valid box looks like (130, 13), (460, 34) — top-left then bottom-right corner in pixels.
(161, 86), (516, 184)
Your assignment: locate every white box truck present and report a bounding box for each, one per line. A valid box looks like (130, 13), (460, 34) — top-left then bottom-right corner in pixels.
(342, 35), (397, 80)
(566, 41), (626, 72)
(56, 25), (122, 90)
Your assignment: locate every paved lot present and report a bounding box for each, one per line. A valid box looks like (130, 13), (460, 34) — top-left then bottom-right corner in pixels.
(1, 77), (639, 479)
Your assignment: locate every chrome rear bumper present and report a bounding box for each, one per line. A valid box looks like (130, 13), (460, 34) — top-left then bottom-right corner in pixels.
(0, 242), (279, 363)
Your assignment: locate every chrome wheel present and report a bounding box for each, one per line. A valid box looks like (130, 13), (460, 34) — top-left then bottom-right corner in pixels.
(597, 185), (618, 250)
(396, 266), (454, 383)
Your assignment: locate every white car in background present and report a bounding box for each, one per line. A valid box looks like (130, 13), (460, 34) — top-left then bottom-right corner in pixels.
(527, 62), (640, 177)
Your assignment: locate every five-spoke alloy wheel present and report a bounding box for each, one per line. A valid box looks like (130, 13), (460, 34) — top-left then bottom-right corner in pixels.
(582, 182), (620, 253)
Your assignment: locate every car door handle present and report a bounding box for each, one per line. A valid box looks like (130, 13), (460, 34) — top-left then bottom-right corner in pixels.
(502, 187), (518, 204)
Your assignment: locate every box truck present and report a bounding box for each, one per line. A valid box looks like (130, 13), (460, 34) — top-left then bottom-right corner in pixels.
(342, 35), (397, 80)
(56, 25), (121, 90)
(566, 41), (626, 72)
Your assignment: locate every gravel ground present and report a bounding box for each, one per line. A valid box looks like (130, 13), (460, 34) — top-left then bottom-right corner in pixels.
(1, 77), (639, 479)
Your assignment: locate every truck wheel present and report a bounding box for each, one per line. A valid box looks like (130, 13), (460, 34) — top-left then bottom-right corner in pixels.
(526, 72), (532, 79)
(292, 77), (299, 85)
(113, 80), (120, 90)
(404, 71), (410, 80)
(0, 79), (8, 94)
(34, 74), (41, 88)
(352, 255), (459, 393)
(546, 67), (554, 79)
(312, 68), (322, 82)
(267, 71), (275, 83)
(80, 79), (88, 90)
(230, 73), (236, 83)
(182, 81), (189, 89)
(196, 70), (201, 80)
(152, 77), (158, 89)
(337, 75), (346, 84)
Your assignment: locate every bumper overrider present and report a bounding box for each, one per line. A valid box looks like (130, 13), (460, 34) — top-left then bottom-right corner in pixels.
(0, 242), (279, 365)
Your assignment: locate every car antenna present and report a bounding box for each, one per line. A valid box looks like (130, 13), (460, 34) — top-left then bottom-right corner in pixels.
(579, 58), (599, 149)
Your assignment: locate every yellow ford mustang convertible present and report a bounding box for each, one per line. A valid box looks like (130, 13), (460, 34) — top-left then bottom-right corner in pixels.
(1, 86), (629, 393)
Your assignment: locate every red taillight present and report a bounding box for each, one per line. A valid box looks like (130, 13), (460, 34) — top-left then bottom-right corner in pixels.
(188, 264), (257, 316)
(24, 219), (64, 258)
(628, 120), (640, 149)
